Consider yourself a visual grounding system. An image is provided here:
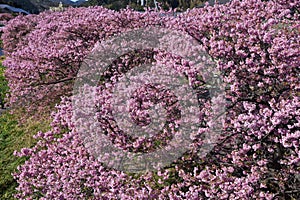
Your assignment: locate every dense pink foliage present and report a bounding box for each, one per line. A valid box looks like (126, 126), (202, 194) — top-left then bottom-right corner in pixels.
(3, 0), (299, 199)
(1, 6), (165, 110)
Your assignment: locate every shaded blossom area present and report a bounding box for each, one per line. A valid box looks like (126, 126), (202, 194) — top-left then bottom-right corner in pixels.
(1, 0), (299, 199)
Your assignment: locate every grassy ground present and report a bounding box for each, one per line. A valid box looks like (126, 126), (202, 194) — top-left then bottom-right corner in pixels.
(0, 111), (51, 199)
(0, 111), (51, 200)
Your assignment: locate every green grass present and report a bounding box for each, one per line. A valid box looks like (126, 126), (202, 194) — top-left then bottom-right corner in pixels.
(0, 111), (51, 199)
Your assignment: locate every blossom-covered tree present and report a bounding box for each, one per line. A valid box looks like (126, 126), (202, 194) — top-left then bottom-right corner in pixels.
(1, 6), (166, 112)
(3, 0), (299, 199)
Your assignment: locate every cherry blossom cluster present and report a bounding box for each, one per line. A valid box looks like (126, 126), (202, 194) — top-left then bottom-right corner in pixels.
(6, 0), (300, 199)
(1, 6), (167, 111)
